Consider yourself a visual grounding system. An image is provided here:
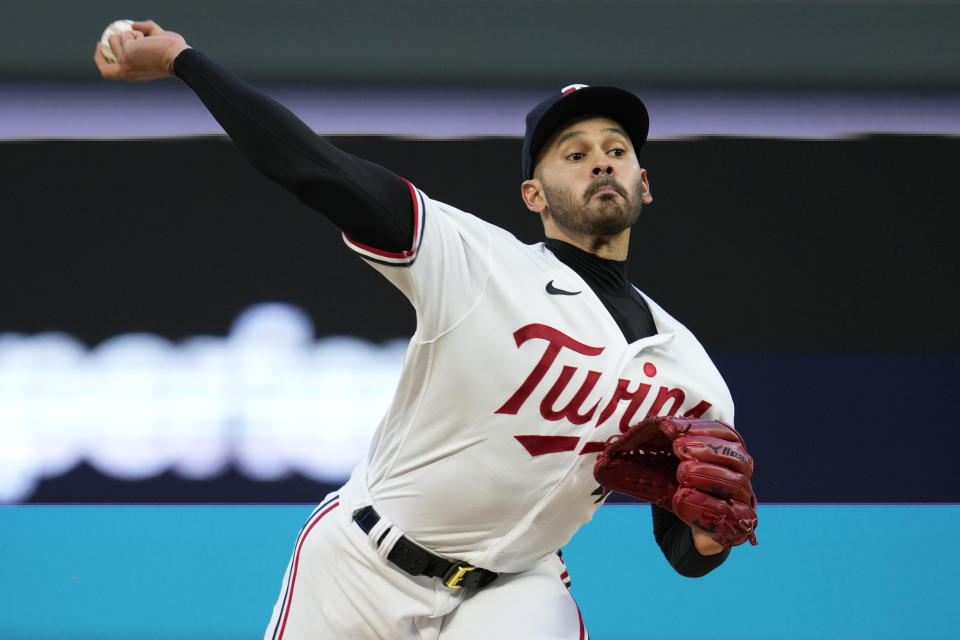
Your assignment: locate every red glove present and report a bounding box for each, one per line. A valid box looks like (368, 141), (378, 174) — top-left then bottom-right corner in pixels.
(594, 416), (758, 547)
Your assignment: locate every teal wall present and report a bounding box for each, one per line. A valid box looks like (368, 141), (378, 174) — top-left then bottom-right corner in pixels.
(1, 504), (954, 639)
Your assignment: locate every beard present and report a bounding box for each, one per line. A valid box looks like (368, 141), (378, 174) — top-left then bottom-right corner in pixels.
(541, 174), (645, 238)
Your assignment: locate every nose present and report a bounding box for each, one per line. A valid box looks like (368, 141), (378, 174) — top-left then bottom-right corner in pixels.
(592, 165), (614, 176)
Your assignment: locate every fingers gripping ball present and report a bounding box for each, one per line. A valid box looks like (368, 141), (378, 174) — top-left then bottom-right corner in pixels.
(594, 416), (759, 547)
(99, 19), (135, 63)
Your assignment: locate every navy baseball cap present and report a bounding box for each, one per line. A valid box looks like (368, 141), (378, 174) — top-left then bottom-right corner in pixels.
(522, 84), (649, 180)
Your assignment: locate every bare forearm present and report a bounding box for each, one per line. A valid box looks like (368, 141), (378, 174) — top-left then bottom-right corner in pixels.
(692, 529), (726, 555)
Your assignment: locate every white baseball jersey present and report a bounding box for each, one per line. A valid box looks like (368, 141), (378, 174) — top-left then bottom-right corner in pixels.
(342, 183), (734, 574)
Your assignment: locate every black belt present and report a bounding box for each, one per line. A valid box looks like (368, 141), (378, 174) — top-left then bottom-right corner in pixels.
(352, 505), (499, 590)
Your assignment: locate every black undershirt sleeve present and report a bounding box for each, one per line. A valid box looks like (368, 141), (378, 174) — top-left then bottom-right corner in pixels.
(652, 505), (731, 577)
(172, 48), (414, 252)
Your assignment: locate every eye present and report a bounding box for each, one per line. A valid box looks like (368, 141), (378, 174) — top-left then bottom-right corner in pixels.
(609, 148), (625, 157)
(567, 152), (585, 161)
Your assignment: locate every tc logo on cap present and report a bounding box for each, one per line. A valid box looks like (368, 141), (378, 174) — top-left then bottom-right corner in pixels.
(561, 84), (589, 96)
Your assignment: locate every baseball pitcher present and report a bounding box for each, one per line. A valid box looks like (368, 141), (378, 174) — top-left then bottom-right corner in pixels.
(95, 21), (758, 640)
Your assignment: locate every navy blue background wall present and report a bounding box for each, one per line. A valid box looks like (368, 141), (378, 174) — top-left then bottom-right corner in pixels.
(2, 135), (957, 504)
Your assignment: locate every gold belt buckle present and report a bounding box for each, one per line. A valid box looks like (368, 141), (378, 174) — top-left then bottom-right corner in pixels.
(443, 562), (477, 589)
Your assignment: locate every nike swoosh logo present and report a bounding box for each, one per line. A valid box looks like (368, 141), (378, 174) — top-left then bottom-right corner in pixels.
(546, 280), (581, 296)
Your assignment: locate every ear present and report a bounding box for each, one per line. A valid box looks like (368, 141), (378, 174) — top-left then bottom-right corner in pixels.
(639, 169), (653, 205)
(521, 178), (547, 213)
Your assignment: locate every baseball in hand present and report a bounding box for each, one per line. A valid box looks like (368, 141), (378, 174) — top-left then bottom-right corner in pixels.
(99, 20), (135, 63)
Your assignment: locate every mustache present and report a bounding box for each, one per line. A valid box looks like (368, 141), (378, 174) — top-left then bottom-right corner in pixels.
(583, 176), (627, 201)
